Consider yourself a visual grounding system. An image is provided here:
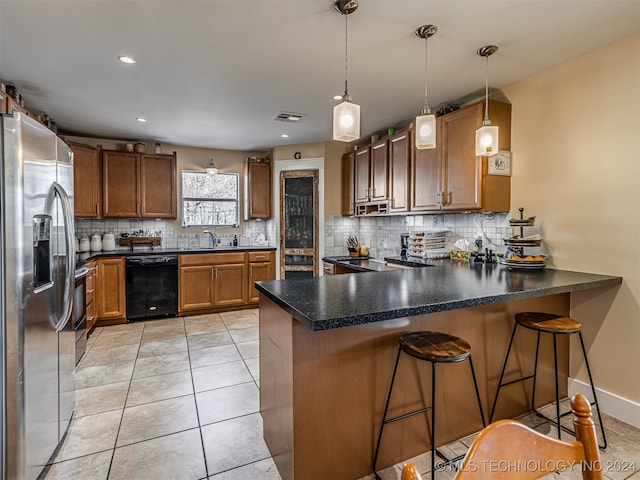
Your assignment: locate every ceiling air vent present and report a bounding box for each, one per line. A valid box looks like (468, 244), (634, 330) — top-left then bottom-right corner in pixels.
(274, 111), (306, 123)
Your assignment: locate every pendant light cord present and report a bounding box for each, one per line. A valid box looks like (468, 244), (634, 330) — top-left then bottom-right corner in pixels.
(344, 12), (349, 97)
(423, 36), (429, 113)
(484, 55), (490, 120)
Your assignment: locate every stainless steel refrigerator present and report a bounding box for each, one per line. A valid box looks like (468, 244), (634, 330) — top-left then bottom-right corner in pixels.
(1, 112), (75, 479)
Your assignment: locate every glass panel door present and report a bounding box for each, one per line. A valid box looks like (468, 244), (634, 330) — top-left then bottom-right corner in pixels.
(280, 170), (318, 278)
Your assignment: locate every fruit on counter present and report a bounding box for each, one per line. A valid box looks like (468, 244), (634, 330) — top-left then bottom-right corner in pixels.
(511, 255), (545, 261)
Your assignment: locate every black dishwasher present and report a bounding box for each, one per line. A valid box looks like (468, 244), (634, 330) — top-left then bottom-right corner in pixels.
(126, 255), (178, 321)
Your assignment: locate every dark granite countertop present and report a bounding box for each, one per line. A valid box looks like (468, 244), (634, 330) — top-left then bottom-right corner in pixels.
(256, 262), (622, 331)
(76, 246), (276, 265)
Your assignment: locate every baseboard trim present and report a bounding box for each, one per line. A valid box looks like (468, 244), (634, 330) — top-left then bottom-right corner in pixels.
(568, 378), (640, 429)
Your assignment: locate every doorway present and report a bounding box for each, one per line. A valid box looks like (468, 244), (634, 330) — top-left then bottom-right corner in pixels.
(279, 170), (319, 278)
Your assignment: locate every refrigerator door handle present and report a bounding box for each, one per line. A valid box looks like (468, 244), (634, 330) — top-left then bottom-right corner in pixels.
(45, 181), (75, 332)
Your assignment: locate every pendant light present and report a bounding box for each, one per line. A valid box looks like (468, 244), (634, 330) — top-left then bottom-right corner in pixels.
(475, 45), (499, 156)
(333, 0), (360, 142)
(205, 158), (218, 175)
(415, 24), (438, 150)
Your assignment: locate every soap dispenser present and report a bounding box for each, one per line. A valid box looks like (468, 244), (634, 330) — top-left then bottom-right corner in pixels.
(233, 234), (238, 247)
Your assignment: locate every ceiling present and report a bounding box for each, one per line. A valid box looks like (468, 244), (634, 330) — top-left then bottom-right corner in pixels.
(1, 1), (639, 152)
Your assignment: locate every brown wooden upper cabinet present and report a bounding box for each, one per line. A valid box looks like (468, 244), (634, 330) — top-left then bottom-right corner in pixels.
(102, 150), (177, 218)
(244, 158), (272, 219)
(433, 100), (511, 212)
(354, 147), (370, 203)
(70, 143), (102, 218)
(341, 152), (355, 216)
(354, 139), (389, 205)
(410, 99), (512, 213)
(388, 130), (411, 213)
(369, 139), (388, 202)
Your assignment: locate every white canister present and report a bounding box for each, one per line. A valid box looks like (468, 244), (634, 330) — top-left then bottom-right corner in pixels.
(102, 232), (116, 251)
(74, 238), (80, 251)
(79, 236), (90, 252)
(90, 234), (102, 252)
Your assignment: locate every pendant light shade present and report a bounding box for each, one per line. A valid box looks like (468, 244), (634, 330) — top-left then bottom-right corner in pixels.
(333, 95), (360, 142)
(333, 0), (360, 142)
(475, 45), (499, 156)
(415, 24), (437, 150)
(415, 112), (436, 149)
(475, 123), (499, 156)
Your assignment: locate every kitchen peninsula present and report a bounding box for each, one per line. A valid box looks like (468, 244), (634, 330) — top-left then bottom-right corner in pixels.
(256, 264), (621, 480)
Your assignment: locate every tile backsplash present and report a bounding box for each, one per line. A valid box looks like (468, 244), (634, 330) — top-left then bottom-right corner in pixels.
(75, 219), (275, 251)
(323, 213), (512, 258)
(77, 213), (511, 259)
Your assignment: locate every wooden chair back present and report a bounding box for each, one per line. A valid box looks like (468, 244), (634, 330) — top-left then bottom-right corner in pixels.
(400, 393), (602, 480)
(401, 462), (423, 480)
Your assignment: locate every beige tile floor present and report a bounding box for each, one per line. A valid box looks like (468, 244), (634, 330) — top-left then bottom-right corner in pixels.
(44, 309), (640, 480)
(44, 309), (281, 480)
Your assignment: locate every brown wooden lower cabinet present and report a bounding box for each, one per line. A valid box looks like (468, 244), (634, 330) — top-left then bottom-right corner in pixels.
(178, 251), (274, 314)
(95, 257), (126, 324)
(179, 265), (216, 311)
(85, 260), (97, 330)
(248, 251), (276, 303)
(213, 263), (247, 307)
(89, 251), (275, 322)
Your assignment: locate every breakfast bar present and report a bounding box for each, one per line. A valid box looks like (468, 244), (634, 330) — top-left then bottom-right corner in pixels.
(256, 264), (621, 480)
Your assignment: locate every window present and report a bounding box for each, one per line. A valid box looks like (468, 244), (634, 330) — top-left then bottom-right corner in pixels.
(181, 171), (239, 227)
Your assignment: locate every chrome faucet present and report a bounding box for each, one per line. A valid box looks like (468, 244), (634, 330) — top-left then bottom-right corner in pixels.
(203, 230), (217, 248)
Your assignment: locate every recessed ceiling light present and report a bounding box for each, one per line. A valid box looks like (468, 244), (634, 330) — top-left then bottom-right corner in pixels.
(136, 117), (147, 123)
(333, 95), (342, 100)
(118, 56), (136, 64)
(281, 134), (289, 138)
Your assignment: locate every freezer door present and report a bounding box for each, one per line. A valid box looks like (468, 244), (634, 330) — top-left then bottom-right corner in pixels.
(12, 113), (61, 480)
(55, 136), (75, 440)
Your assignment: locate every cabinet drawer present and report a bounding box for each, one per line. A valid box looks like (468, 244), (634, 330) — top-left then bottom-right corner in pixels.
(86, 287), (94, 306)
(323, 262), (336, 275)
(248, 251), (272, 262)
(180, 252), (247, 266)
(85, 270), (95, 291)
(86, 299), (95, 318)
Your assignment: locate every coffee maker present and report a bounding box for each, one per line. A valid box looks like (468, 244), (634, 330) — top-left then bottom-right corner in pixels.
(400, 233), (410, 258)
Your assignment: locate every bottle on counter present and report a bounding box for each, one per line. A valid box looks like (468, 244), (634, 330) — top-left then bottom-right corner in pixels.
(233, 234), (238, 246)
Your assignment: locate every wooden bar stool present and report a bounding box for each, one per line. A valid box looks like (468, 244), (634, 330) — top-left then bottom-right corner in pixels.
(372, 331), (486, 480)
(490, 312), (607, 449)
